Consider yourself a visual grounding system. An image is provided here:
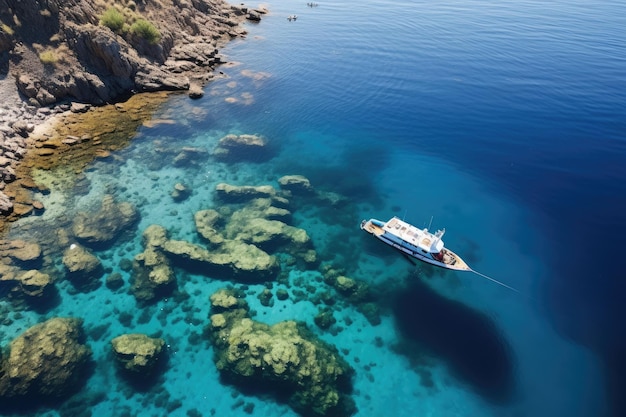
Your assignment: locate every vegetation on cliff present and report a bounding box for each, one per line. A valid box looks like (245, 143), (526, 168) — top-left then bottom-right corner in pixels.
(0, 0), (263, 106)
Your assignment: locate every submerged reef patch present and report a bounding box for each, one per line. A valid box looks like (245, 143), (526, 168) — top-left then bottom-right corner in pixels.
(0, 318), (92, 409)
(207, 288), (356, 417)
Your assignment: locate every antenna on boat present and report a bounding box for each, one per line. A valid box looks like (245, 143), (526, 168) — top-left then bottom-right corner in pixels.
(470, 269), (520, 293)
(428, 216), (433, 230)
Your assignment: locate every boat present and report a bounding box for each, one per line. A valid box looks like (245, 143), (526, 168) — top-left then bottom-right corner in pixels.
(360, 216), (471, 271)
(361, 216), (522, 292)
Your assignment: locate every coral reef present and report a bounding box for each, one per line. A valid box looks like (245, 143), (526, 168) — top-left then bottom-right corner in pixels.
(0, 318), (92, 405)
(207, 289), (356, 417)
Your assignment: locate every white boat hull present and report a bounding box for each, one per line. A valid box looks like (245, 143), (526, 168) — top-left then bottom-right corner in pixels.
(360, 218), (471, 272)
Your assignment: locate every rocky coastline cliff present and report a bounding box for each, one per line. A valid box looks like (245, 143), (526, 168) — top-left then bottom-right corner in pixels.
(0, 0), (265, 221)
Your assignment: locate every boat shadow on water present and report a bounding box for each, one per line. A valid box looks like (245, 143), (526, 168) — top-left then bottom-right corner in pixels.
(392, 278), (516, 405)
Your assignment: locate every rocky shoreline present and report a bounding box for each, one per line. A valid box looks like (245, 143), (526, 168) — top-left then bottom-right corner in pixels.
(0, 0), (267, 227)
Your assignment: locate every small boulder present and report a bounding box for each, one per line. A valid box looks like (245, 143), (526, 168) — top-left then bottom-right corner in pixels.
(171, 182), (191, 201)
(62, 243), (104, 291)
(278, 175), (314, 195)
(15, 270), (53, 298)
(111, 333), (166, 375)
(213, 133), (271, 162)
(172, 147), (209, 167)
(188, 83), (204, 99)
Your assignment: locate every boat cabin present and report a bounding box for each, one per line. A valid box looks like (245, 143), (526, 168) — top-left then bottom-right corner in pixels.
(384, 217), (446, 254)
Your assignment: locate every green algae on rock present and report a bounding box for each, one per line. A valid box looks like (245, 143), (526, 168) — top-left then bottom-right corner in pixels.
(0, 92), (171, 232)
(207, 288), (356, 417)
(0, 317), (92, 404)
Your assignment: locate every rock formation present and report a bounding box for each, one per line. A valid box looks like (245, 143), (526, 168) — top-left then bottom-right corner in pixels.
(278, 175), (314, 195)
(162, 239), (280, 282)
(131, 224), (176, 302)
(0, 239), (43, 269)
(111, 333), (166, 375)
(213, 133), (272, 162)
(207, 288), (356, 417)
(0, 0), (266, 223)
(215, 182), (277, 202)
(194, 209), (225, 246)
(0, 317), (92, 404)
(71, 194), (139, 249)
(0, 0), (265, 106)
(62, 242), (104, 291)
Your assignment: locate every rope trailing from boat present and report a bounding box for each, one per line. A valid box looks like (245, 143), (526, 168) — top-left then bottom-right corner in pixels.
(470, 269), (520, 293)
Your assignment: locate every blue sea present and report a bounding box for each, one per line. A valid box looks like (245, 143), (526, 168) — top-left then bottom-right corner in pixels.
(2, 0), (625, 416)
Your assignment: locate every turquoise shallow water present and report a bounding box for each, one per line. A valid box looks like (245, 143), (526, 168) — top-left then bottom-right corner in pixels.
(2, 0), (626, 416)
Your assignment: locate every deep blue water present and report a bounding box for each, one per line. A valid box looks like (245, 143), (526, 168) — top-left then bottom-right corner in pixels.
(2, 0), (626, 416)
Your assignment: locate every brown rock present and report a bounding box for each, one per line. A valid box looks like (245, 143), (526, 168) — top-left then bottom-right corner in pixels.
(16, 270), (53, 298)
(0, 318), (92, 401)
(1, 239), (42, 267)
(62, 243), (104, 291)
(111, 334), (166, 374)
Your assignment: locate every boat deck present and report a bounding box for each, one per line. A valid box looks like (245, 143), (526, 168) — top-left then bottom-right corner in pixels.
(361, 218), (471, 271)
(361, 219), (385, 236)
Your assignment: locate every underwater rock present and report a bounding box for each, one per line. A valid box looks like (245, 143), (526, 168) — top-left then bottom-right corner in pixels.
(15, 270), (53, 298)
(226, 217), (311, 252)
(322, 267), (378, 324)
(171, 182), (191, 202)
(172, 147), (209, 167)
(215, 183), (277, 203)
(163, 239), (280, 282)
(62, 243), (104, 291)
(208, 289), (356, 417)
(209, 288), (248, 312)
(314, 308), (337, 330)
(232, 197), (292, 222)
(0, 317), (92, 403)
(0, 267), (54, 303)
(194, 209), (225, 246)
(258, 288), (274, 307)
(0, 263), (17, 282)
(105, 273), (125, 291)
(225, 204), (316, 267)
(356, 303), (381, 326)
(276, 288), (290, 301)
(323, 268), (371, 303)
(0, 239), (42, 268)
(71, 195), (139, 249)
(131, 225), (176, 303)
(111, 333), (166, 375)
(278, 175), (314, 195)
(213, 133), (271, 162)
